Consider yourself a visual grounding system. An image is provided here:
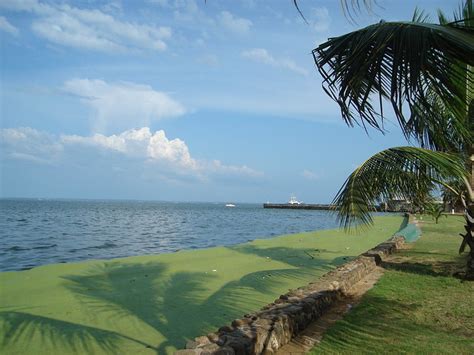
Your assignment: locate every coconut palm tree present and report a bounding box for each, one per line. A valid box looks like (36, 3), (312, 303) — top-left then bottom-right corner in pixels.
(312, 1), (474, 276)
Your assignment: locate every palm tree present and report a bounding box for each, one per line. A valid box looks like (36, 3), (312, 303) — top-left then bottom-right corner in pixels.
(312, 1), (474, 276)
(425, 202), (445, 224)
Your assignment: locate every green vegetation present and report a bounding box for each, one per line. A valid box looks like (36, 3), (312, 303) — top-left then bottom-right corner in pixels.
(313, 0), (474, 274)
(0, 216), (402, 355)
(425, 203), (446, 224)
(312, 216), (474, 354)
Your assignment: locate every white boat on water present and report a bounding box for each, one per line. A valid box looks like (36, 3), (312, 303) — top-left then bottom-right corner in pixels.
(288, 195), (302, 205)
(225, 203), (236, 207)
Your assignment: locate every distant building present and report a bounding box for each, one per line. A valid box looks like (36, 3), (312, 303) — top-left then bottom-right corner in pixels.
(443, 198), (464, 213)
(381, 199), (412, 212)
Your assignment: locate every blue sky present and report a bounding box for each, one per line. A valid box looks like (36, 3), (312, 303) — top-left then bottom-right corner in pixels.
(0, 0), (460, 203)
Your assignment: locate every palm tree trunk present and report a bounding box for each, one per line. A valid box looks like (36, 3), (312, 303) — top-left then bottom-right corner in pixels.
(463, 88), (474, 277)
(466, 145), (474, 279)
(462, 61), (473, 278)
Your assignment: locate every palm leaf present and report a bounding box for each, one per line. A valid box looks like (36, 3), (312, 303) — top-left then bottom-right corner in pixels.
(333, 147), (466, 230)
(339, 0), (378, 22)
(313, 19), (474, 140)
(293, 0), (379, 23)
(406, 1), (474, 152)
(406, 86), (471, 152)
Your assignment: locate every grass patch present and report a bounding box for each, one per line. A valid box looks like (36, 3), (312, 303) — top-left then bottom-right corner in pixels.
(0, 216), (403, 355)
(312, 215), (474, 354)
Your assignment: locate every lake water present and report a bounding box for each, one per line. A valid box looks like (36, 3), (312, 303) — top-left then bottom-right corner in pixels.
(0, 199), (342, 272)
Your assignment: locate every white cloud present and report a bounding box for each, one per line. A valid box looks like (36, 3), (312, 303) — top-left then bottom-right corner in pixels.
(168, 0), (215, 29)
(1, 127), (262, 181)
(61, 127), (199, 171)
(218, 11), (252, 34)
(63, 79), (185, 134)
(309, 7), (330, 32)
(206, 160), (262, 179)
(0, 16), (19, 36)
(241, 48), (308, 76)
(302, 169), (319, 180)
(0, 0), (171, 52)
(147, 2), (250, 43)
(242, 48), (274, 64)
(0, 0), (44, 12)
(0, 127), (62, 164)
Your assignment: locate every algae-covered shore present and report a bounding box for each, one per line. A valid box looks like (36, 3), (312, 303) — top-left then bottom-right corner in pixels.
(0, 215), (403, 354)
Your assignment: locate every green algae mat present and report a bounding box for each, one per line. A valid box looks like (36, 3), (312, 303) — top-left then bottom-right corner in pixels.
(0, 215), (403, 354)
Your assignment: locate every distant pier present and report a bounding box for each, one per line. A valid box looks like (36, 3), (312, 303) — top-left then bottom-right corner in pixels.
(263, 203), (336, 210)
(263, 203), (385, 211)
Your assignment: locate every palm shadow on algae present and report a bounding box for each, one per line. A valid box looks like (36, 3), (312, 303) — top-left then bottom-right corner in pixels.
(1, 247), (329, 354)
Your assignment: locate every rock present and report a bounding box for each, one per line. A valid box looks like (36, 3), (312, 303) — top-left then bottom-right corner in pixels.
(287, 296), (301, 303)
(218, 325), (233, 334)
(232, 318), (250, 327)
(195, 336), (211, 347)
(174, 235), (405, 355)
(213, 346), (236, 355)
(200, 343), (220, 354)
(200, 343), (235, 355)
(186, 340), (198, 349)
(252, 318), (272, 330)
(175, 349), (203, 355)
(207, 333), (219, 343)
(224, 337), (248, 354)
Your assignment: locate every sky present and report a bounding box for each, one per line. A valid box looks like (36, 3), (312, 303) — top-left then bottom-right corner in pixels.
(0, 0), (461, 203)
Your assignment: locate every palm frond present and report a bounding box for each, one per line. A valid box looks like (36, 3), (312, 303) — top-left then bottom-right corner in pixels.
(293, 0), (379, 23)
(412, 7), (431, 23)
(406, 86), (471, 152)
(313, 20), (474, 138)
(293, 0), (308, 24)
(340, 0), (378, 22)
(333, 147), (466, 230)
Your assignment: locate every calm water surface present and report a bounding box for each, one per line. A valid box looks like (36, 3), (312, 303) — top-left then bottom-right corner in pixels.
(0, 199), (341, 271)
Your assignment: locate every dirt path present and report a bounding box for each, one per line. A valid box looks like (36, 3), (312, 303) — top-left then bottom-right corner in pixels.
(276, 266), (386, 354)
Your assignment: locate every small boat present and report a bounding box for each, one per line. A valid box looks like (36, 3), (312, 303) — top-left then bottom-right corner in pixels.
(288, 195), (302, 205)
(225, 203), (236, 208)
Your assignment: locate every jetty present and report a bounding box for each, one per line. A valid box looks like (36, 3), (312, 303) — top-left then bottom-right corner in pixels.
(263, 203), (336, 210)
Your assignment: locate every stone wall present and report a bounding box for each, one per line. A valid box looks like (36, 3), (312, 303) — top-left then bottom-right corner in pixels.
(176, 235), (405, 355)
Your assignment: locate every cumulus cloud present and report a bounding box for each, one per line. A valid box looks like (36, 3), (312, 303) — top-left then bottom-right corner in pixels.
(62, 128), (199, 171)
(1, 127), (263, 181)
(0, 16), (19, 36)
(309, 7), (330, 32)
(0, 0), (171, 52)
(241, 48), (308, 76)
(62, 79), (185, 134)
(218, 11), (252, 34)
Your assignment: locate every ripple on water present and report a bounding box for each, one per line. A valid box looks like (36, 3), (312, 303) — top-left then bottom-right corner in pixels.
(0, 199), (344, 271)
(32, 244), (58, 250)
